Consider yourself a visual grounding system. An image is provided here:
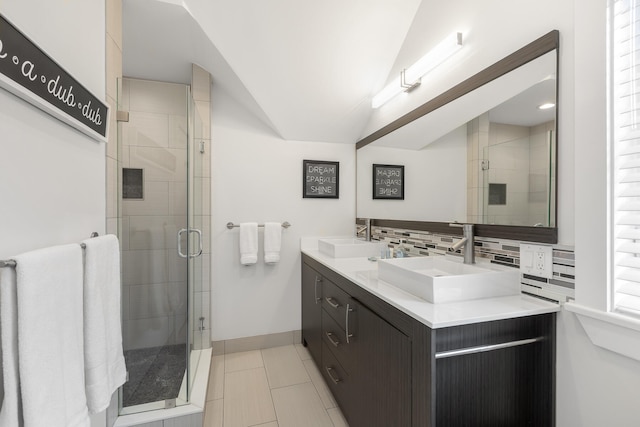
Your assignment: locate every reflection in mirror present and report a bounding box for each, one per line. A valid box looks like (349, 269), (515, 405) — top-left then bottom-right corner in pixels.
(357, 48), (556, 228)
(476, 111), (556, 226)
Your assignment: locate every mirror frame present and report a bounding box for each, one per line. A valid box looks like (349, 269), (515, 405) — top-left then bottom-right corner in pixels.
(356, 30), (559, 244)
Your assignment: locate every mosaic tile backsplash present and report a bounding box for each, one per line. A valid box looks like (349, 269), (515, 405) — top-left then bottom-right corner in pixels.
(365, 224), (575, 303)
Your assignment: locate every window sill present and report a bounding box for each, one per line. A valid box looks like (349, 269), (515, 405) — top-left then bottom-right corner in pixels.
(565, 302), (640, 362)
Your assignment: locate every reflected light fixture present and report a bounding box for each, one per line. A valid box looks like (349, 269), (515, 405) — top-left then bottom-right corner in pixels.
(372, 32), (464, 109)
(538, 102), (556, 110)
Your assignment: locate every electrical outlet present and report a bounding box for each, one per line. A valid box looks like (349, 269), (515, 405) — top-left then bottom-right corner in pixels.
(520, 244), (553, 279)
(536, 251), (545, 270)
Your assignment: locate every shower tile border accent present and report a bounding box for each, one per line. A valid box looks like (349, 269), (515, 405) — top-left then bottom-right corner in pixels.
(367, 224), (575, 303)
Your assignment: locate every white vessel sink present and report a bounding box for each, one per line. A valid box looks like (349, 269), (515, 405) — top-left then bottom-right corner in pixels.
(377, 256), (520, 303)
(318, 238), (381, 258)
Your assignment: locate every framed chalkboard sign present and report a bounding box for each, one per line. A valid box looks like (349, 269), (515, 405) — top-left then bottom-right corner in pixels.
(373, 164), (404, 200)
(0, 14), (109, 142)
(303, 160), (339, 198)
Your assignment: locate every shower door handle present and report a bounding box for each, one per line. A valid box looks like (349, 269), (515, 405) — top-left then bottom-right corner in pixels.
(178, 228), (203, 258)
(189, 229), (203, 258)
(178, 228), (189, 258)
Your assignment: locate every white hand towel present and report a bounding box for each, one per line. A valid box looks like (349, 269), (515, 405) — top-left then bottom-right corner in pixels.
(240, 223), (258, 265)
(82, 235), (127, 414)
(15, 244), (90, 427)
(0, 265), (23, 427)
(264, 222), (282, 264)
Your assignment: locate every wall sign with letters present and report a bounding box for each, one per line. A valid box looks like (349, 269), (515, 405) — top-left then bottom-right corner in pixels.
(303, 160), (339, 199)
(0, 14), (109, 142)
(373, 164), (404, 200)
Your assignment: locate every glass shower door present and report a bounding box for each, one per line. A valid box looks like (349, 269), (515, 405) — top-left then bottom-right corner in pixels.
(117, 78), (202, 415)
(186, 81), (212, 394)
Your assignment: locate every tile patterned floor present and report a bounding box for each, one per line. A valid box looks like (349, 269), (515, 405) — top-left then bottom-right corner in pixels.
(204, 344), (349, 427)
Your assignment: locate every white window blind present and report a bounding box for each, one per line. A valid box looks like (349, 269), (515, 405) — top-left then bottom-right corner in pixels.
(613, 0), (640, 316)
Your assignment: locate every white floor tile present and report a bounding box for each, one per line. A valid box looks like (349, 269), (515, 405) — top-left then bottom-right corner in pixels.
(294, 343), (312, 361)
(204, 399), (223, 427)
(225, 350), (264, 373)
(207, 355), (224, 401)
(327, 407), (349, 427)
(271, 382), (334, 427)
(302, 359), (337, 409)
(224, 368), (276, 427)
(262, 345), (310, 389)
(204, 344), (347, 427)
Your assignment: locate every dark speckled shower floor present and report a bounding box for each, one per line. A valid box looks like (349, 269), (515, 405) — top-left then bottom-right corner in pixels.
(122, 344), (187, 407)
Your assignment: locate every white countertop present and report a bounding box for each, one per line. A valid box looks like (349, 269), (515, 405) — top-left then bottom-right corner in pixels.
(302, 241), (560, 329)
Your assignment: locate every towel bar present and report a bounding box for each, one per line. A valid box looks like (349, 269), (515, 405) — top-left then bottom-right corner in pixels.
(0, 232), (100, 268)
(226, 221), (291, 230)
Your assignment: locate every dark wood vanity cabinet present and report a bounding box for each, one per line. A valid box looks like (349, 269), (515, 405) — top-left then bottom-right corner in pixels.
(321, 290), (412, 427)
(301, 253), (556, 427)
(301, 262), (323, 366)
(302, 257), (411, 426)
(433, 314), (555, 426)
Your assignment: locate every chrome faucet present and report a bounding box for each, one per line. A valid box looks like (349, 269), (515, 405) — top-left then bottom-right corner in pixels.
(448, 223), (475, 264)
(356, 218), (371, 241)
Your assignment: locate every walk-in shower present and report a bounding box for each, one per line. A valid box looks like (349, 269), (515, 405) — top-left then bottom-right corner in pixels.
(116, 74), (211, 419)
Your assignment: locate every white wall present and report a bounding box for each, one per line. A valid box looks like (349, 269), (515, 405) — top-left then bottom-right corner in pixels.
(210, 87), (356, 341)
(0, 2), (107, 426)
(0, 1), (106, 258)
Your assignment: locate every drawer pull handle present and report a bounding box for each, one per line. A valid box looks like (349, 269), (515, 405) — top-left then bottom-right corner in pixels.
(346, 303), (353, 344)
(325, 366), (341, 384)
(434, 337), (544, 359)
(314, 276), (322, 304)
(326, 332), (340, 347)
(325, 297), (340, 309)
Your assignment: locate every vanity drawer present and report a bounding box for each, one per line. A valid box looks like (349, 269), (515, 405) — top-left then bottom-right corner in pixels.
(322, 278), (350, 330)
(321, 342), (354, 420)
(322, 310), (356, 374)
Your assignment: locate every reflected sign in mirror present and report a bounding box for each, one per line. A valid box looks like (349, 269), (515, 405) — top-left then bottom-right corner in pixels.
(373, 164), (405, 200)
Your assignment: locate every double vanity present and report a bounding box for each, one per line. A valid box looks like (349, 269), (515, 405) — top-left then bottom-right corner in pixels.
(301, 237), (559, 426)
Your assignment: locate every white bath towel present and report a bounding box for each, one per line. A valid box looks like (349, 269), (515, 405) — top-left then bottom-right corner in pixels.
(14, 244), (90, 427)
(264, 222), (282, 264)
(82, 235), (127, 414)
(240, 222), (258, 265)
(0, 264), (23, 427)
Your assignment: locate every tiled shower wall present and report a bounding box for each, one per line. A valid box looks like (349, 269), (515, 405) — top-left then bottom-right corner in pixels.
(370, 224), (575, 303)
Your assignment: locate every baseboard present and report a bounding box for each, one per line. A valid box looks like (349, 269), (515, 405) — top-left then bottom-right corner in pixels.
(211, 330), (302, 356)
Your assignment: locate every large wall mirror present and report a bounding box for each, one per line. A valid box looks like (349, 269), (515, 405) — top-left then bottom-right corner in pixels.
(356, 31), (559, 243)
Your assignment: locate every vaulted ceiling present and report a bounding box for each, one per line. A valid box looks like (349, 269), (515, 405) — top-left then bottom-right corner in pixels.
(122, 0), (422, 143)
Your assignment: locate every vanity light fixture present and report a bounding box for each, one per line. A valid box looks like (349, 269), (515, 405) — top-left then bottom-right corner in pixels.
(371, 32), (464, 109)
(538, 102), (556, 110)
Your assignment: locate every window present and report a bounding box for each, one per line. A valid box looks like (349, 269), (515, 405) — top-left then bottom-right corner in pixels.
(564, 0), (640, 363)
(612, 0), (640, 316)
